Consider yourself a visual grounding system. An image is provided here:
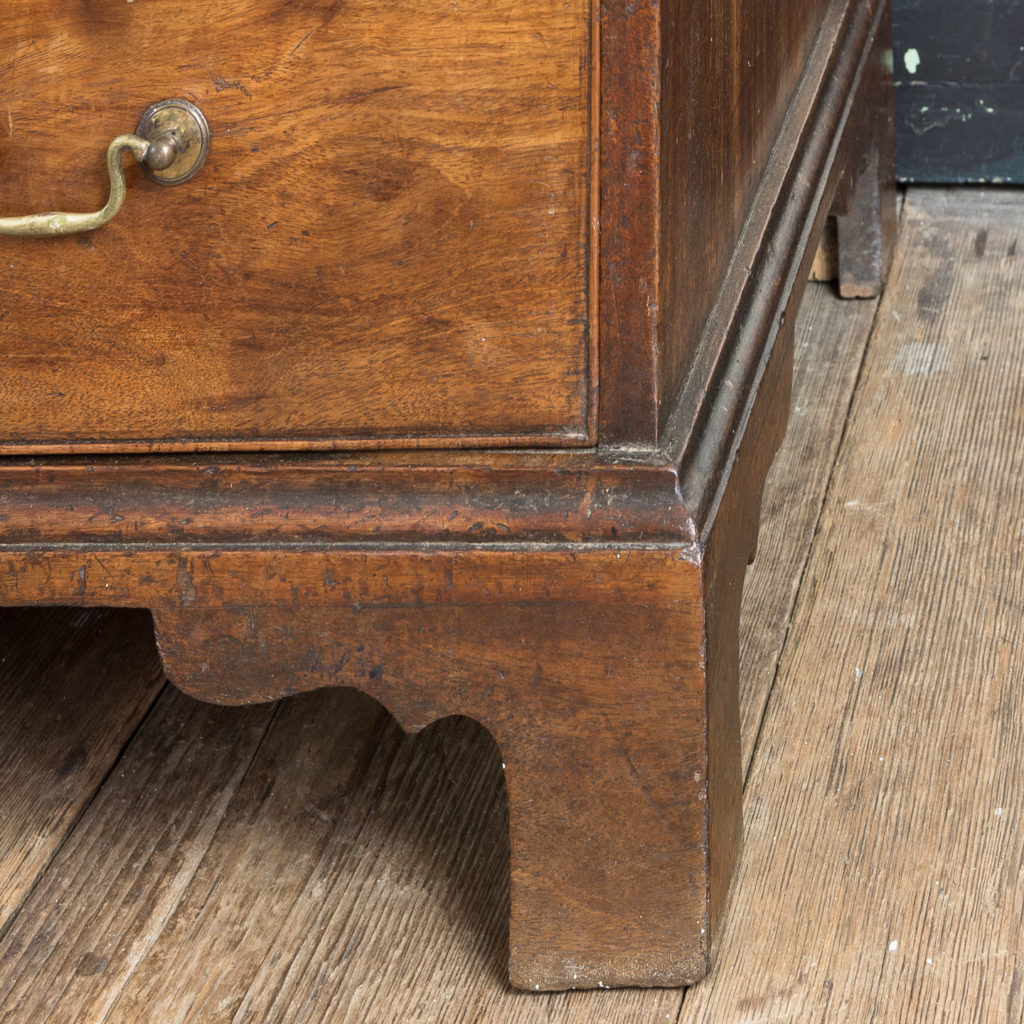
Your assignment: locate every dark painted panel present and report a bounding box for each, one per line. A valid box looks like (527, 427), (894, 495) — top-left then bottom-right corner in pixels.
(894, 0), (1024, 181)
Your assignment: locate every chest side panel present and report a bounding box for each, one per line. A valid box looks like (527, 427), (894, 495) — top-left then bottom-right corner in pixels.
(658, 0), (834, 431)
(0, 0), (593, 451)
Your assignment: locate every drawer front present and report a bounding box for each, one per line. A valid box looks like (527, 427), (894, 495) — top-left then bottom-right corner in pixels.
(0, 1), (593, 452)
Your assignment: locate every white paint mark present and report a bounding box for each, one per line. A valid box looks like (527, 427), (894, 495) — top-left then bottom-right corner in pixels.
(855, 668), (864, 679)
(927, 957), (934, 965)
(889, 940), (899, 952)
(906, 103), (974, 136)
(995, 807), (1003, 816)
(891, 342), (952, 377)
(904, 48), (921, 75)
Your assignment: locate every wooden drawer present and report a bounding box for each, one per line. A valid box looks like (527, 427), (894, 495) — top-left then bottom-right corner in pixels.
(0, 1), (593, 452)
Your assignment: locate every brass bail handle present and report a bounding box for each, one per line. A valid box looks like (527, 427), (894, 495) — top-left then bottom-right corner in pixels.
(0, 99), (210, 237)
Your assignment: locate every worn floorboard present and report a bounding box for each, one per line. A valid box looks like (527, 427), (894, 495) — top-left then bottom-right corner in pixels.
(737, 282), (881, 775)
(0, 608), (164, 936)
(682, 189), (1024, 1022)
(1, 188), (1020, 1022)
(0, 687), (277, 1024)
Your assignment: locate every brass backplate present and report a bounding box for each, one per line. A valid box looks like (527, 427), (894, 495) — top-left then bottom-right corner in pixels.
(136, 99), (210, 185)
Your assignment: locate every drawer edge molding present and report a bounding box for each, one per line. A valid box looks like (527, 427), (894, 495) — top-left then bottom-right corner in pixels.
(668, 0), (893, 539)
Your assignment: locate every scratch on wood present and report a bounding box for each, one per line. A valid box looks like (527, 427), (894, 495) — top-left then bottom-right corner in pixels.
(210, 72), (251, 97)
(290, 29), (315, 56)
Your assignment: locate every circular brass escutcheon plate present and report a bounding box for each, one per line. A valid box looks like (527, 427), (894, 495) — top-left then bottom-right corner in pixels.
(136, 99), (210, 185)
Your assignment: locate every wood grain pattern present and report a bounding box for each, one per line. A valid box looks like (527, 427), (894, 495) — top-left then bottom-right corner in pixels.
(681, 190), (1024, 1021)
(0, 615), (684, 1021)
(835, 3), (897, 299)
(700, 311), (795, 950)
(0, 0), (592, 450)
(810, 218), (840, 281)
(0, 454), (697, 546)
(667, 0), (889, 529)
(0, 546), (720, 990)
(0, 0), (896, 994)
(600, 0), (837, 443)
(0, 608), (163, 933)
(0, 245), (897, 1021)
(736, 282), (880, 773)
(0, 680), (278, 1023)
(656, 0), (834, 437)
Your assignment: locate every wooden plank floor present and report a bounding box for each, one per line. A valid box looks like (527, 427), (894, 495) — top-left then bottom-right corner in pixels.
(1, 187), (1021, 1021)
(684, 188), (1024, 1023)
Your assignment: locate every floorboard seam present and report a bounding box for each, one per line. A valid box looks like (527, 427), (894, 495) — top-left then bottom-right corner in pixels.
(94, 697), (286, 1024)
(741, 191), (910, 789)
(0, 677), (169, 950)
(675, 226), (905, 1019)
(229, 707), (411, 1024)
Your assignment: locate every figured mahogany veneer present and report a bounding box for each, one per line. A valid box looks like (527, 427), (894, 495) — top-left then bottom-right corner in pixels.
(0, 0), (594, 449)
(0, 0), (895, 991)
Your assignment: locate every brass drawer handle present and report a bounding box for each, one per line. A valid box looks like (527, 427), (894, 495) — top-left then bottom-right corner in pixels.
(0, 99), (209, 237)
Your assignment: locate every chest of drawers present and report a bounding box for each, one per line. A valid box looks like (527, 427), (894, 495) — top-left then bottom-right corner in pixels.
(0, 0), (893, 991)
